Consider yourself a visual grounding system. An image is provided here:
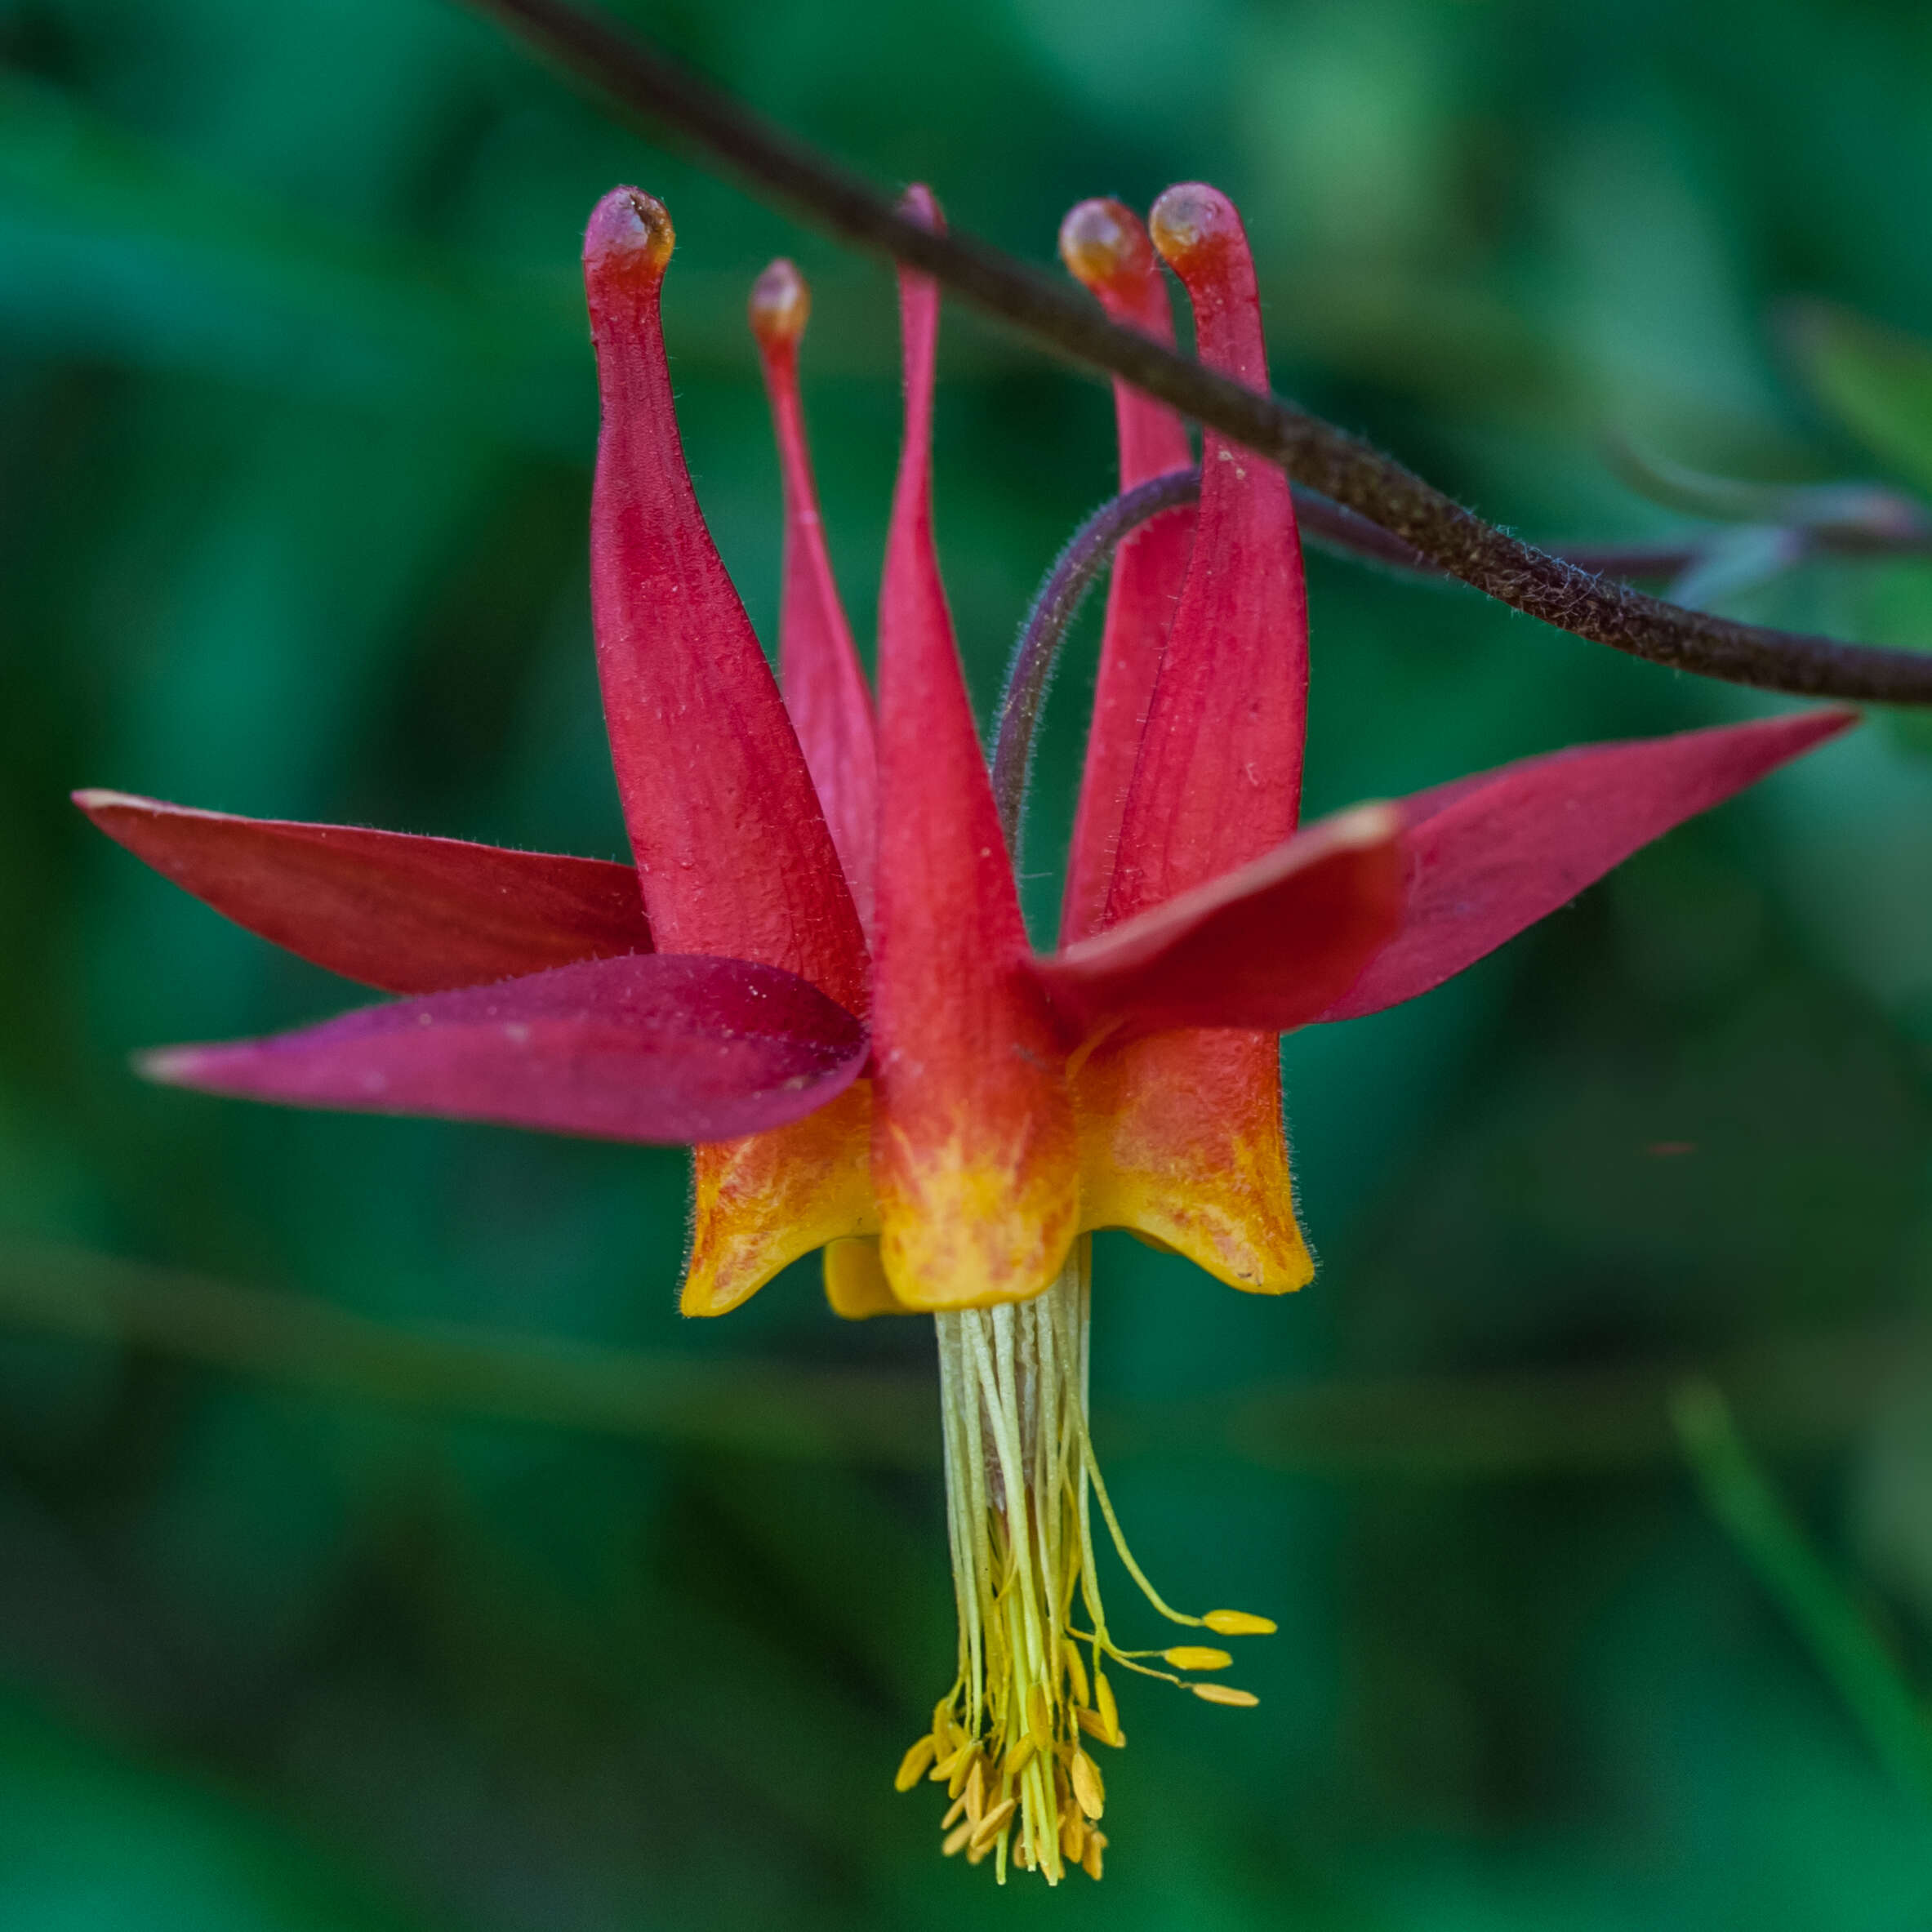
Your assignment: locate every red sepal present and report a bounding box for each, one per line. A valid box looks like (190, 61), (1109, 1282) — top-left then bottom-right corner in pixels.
(1031, 804), (1404, 1040)
(1320, 710), (1858, 1023)
(140, 953), (866, 1146)
(74, 790), (648, 994)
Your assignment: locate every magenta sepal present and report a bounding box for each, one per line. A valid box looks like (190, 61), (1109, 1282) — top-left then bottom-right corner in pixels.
(1319, 709), (1857, 1024)
(139, 953), (868, 1146)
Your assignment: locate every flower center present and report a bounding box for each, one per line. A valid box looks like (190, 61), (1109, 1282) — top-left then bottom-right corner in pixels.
(894, 1239), (1274, 1883)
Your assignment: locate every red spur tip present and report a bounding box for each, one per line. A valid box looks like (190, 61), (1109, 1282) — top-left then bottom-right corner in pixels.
(748, 256), (810, 352)
(1147, 182), (1246, 281)
(1060, 198), (1160, 304)
(897, 181), (944, 231)
(583, 186), (674, 290)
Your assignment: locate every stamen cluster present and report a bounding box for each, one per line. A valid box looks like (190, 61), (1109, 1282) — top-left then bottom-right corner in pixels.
(893, 1249), (1270, 1883)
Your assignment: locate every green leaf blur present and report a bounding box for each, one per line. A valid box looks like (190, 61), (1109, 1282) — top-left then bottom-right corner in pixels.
(2, 0), (1931, 1926)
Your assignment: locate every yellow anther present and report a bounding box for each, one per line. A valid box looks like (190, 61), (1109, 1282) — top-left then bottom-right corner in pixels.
(942, 1819), (974, 1858)
(1062, 1639), (1091, 1709)
(1075, 1706), (1124, 1748)
(931, 1740), (971, 1784)
(947, 1744), (978, 1801)
(1191, 1683), (1260, 1708)
(1081, 1828), (1107, 1881)
(1095, 1669), (1120, 1743)
(1070, 1749), (1106, 1821)
(1060, 1804), (1088, 1862)
(970, 1796), (1017, 1852)
(895, 1735), (937, 1791)
(1004, 1736), (1038, 1779)
(1163, 1645), (1234, 1672)
(964, 1757), (986, 1827)
(1026, 1684), (1053, 1749)
(1203, 1609), (1277, 1636)
(942, 1790), (968, 1830)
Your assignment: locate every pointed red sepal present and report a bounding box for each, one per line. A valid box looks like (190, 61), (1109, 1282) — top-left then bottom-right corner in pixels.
(749, 258), (879, 936)
(139, 953), (867, 1146)
(1319, 709), (1859, 1023)
(1057, 198), (1197, 945)
(74, 790), (650, 994)
(1031, 804), (1404, 1040)
(868, 186), (1080, 1310)
(584, 189), (866, 1014)
(1105, 182), (1309, 925)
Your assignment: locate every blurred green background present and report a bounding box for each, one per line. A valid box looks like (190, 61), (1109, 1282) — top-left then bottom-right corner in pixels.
(5, 0), (1932, 1925)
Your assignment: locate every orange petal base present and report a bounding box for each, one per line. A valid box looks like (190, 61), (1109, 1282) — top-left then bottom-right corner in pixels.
(1075, 1031), (1311, 1294)
(680, 1083), (877, 1315)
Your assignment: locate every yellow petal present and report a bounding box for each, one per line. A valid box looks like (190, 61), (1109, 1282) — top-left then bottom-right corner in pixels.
(822, 1236), (913, 1319)
(1075, 1031), (1311, 1294)
(681, 1084), (875, 1315)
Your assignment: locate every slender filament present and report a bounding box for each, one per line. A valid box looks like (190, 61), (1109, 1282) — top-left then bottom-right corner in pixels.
(897, 1240), (1270, 1882)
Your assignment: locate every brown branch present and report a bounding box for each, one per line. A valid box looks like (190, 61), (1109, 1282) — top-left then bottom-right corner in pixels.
(464, 0), (1932, 706)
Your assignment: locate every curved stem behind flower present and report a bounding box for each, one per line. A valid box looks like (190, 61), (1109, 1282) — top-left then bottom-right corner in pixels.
(991, 469), (1199, 857)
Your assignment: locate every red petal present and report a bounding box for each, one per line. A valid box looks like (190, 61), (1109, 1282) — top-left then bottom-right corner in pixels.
(1057, 199), (1196, 945)
(1066, 185), (1316, 1297)
(1031, 804), (1405, 1039)
(1320, 709), (1858, 1023)
(584, 190), (867, 1015)
(868, 187), (1080, 1310)
(749, 260), (879, 937)
(140, 953), (866, 1146)
(1105, 183), (1310, 924)
(73, 790), (649, 995)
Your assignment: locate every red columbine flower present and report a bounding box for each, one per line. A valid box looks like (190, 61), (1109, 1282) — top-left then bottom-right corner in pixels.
(77, 180), (1852, 1885)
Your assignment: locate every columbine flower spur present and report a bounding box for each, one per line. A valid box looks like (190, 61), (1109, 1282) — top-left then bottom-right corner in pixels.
(78, 180), (1852, 1885)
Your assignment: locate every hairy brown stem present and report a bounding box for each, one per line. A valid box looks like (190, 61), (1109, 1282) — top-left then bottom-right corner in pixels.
(465, 0), (1932, 706)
